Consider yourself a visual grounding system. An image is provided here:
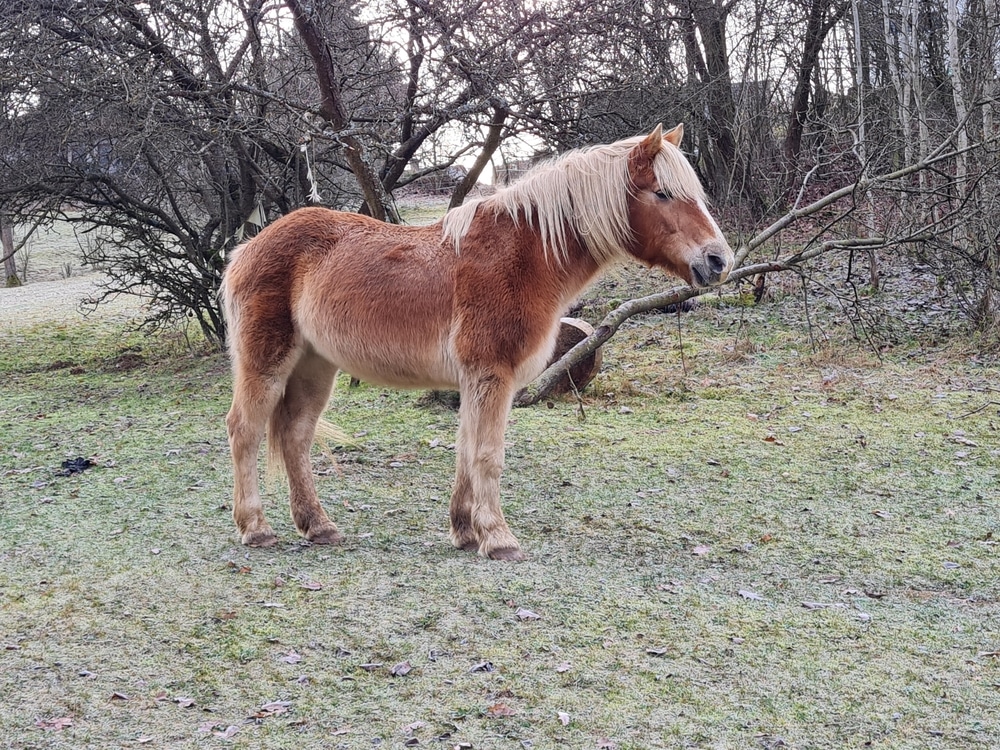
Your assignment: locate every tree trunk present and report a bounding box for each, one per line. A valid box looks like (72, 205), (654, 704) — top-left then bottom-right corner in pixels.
(2, 217), (19, 287)
(783, 0), (849, 197)
(449, 106), (507, 209)
(946, 0), (969, 200)
(285, 0), (398, 222)
(850, 0), (879, 288)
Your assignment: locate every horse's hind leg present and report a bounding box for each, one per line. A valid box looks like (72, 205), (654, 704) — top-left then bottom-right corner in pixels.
(450, 372), (525, 561)
(227, 364), (288, 547)
(270, 350), (342, 544)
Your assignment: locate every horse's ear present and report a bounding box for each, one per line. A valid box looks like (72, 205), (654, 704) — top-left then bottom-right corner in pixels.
(663, 123), (684, 147)
(636, 124), (664, 162)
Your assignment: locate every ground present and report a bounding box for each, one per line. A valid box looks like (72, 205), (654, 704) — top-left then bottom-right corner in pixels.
(0, 217), (998, 749)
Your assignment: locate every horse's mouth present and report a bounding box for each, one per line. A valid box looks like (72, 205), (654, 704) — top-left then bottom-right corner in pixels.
(690, 251), (732, 288)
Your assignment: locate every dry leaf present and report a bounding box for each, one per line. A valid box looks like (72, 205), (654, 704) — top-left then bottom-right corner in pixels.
(486, 702), (516, 717)
(359, 663), (383, 672)
(174, 696), (196, 708)
(214, 725), (240, 739)
(645, 647), (669, 656)
(515, 608), (541, 621)
(738, 589), (765, 602)
(255, 700), (291, 718)
(557, 711), (570, 726)
(801, 601), (844, 610)
(390, 661), (413, 677)
(300, 580), (323, 591)
(469, 661), (495, 673)
(35, 716), (73, 731)
(279, 650), (302, 664)
(692, 544), (710, 556)
(555, 662), (572, 673)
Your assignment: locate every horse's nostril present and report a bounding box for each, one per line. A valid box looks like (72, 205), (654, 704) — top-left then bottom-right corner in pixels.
(707, 253), (727, 274)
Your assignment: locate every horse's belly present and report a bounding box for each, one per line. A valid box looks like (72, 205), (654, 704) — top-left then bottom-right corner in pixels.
(311, 331), (460, 390)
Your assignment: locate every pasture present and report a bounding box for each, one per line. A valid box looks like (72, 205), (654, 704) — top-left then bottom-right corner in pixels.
(1, 241), (998, 748)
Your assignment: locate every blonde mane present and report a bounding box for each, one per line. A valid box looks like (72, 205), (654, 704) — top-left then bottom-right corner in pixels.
(441, 134), (706, 263)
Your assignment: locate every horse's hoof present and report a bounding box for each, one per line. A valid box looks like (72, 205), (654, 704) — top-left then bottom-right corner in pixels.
(485, 546), (526, 562)
(242, 528), (279, 547)
(304, 524), (343, 545)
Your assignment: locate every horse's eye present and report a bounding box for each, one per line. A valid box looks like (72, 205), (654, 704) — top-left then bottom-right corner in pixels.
(654, 190), (672, 201)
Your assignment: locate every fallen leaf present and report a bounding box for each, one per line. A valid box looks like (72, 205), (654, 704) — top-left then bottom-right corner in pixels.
(763, 434), (785, 445)
(486, 702), (516, 717)
(390, 661), (413, 677)
(359, 663), (383, 672)
(691, 544), (710, 556)
(801, 601), (845, 610)
(300, 580), (323, 591)
(597, 739), (618, 749)
(279, 650), (302, 664)
(255, 700), (291, 718)
(35, 716), (73, 731)
(738, 589), (765, 602)
(174, 696), (196, 708)
(515, 608), (541, 621)
(555, 662), (572, 673)
(645, 647), (669, 656)
(469, 661), (495, 673)
(198, 720), (223, 733)
(403, 720), (427, 734)
(557, 711), (570, 726)
(110, 691), (129, 701)
(214, 725), (240, 739)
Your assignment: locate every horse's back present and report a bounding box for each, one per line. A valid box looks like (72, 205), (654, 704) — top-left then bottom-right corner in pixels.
(224, 207), (461, 388)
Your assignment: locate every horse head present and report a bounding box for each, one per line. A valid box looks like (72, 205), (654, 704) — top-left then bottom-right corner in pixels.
(626, 124), (734, 289)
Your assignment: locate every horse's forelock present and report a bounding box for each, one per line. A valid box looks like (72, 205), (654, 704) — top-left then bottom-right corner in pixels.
(441, 134), (704, 262)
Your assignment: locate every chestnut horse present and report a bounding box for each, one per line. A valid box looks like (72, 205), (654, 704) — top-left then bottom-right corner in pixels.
(222, 124), (733, 560)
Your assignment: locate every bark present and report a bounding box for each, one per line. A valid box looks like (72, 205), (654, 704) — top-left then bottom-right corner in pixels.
(946, 0), (969, 199)
(2, 217), (18, 287)
(448, 105), (508, 209)
(285, 0), (398, 222)
(783, 0), (850, 195)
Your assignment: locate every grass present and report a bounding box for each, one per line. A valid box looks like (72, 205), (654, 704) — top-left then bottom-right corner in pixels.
(1, 267), (998, 750)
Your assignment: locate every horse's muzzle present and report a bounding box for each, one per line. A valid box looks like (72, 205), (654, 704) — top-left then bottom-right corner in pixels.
(690, 242), (734, 288)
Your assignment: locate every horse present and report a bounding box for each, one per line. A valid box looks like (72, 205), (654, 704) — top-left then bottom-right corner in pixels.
(221, 124), (734, 561)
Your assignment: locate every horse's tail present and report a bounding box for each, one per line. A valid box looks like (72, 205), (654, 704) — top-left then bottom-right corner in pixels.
(265, 412), (352, 485)
(218, 242), (248, 357)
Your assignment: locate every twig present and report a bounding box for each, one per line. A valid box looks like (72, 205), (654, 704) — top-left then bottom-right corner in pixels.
(952, 401), (1000, 419)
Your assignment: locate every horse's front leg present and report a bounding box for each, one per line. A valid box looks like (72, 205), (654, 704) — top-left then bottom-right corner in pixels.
(450, 372), (524, 561)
